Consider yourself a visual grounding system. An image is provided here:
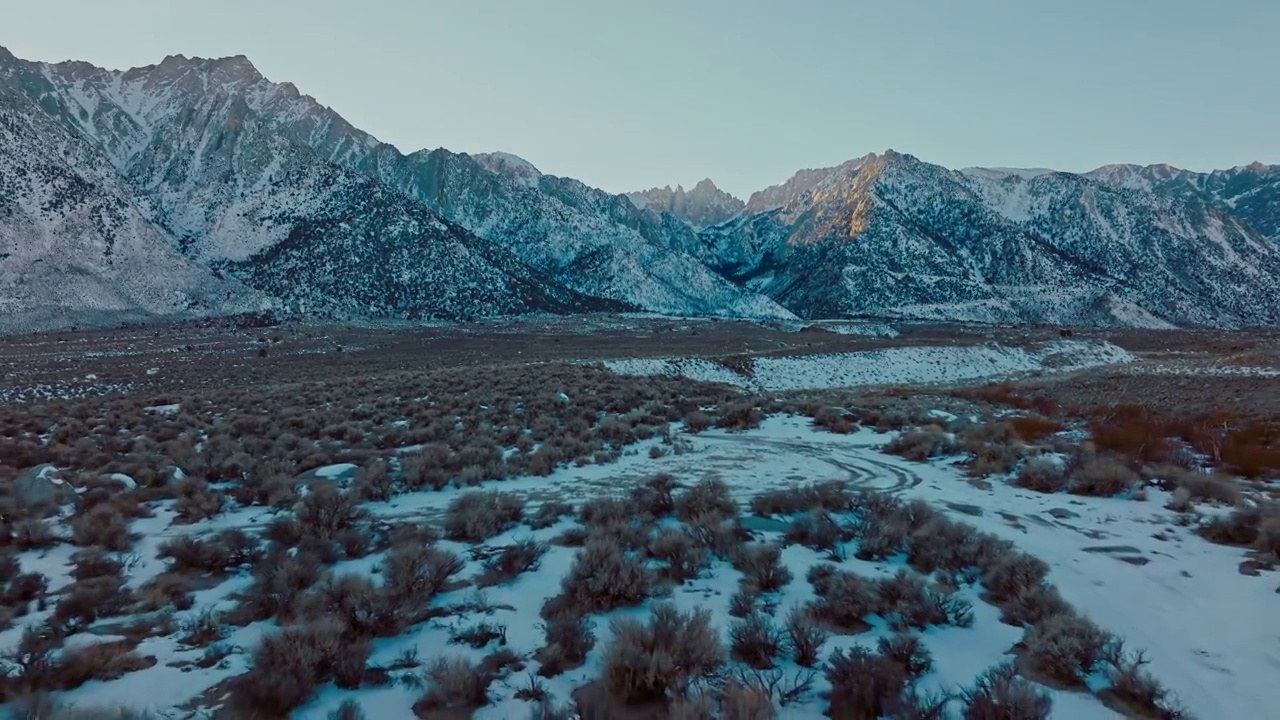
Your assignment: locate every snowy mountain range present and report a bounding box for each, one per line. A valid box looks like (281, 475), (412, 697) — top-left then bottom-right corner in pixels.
(2, 46), (1278, 331)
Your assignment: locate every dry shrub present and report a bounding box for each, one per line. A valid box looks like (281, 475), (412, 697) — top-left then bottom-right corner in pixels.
(177, 609), (226, 648)
(328, 700), (367, 720)
(537, 612), (596, 677)
(1000, 583), (1073, 627)
(813, 406), (858, 434)
(877, 569), (973, 630)
(1014, 456), (1069, 493)
(716, 402), (765, 431)
(1257, 513), (1280, 558)
(296, 483), (367, 540)
(669, 682), (777, 719)
(981, 554), (1050, 603)
(235, 551), (324, 623)
(227, 620), (371, 716)
(527, 501), (574, 530)
(548, 536), (649, 616)
(1069, 456), (1139, 497)
(806, 564), (880, 631)
(354, 460), (393, 502)
(884, 429), (955, 461)
(783, 510), (848, 554)
(381, 543), (465, 619)
(649, 527), (710, 583)
(70, 506), (133, 551)
(444, 490), (525, 542)
(53, 577), (133, 633)
(785, 607), (828, 668)
(603, 603), (725, 703)
(1010, 416), (1064, 442)
(749, 480), (854, 516)
(629, 473), (678, 518)
(823, 645), (909, 719)
(1165, 469), (1240, 506)
(157, 529), (263, 574)
(476, 539), (547, 587)
(729, 612), (786, 669)
(732, 543), (793, 593)
(729, 585), (758, 618)
(1197, 505), (1264, 546)
(960, 662), (1052, 720)
(1021, 613), (1115, 687)
(876, 632), (934, 679)
(683, 410), (714, 433)
(52, 640), (157, 690)
(412, 656), (493, 715)
(675, 477), (737, 523)
(1105, 651), (1188, 719)
(173, 478), (225, 524)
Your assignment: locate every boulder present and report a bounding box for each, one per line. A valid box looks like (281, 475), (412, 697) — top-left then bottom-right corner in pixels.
(14, 464), (76, 507)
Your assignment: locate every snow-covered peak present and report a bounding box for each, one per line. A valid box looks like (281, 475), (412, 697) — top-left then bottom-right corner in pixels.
(626, 177), (744, 228)
(472, 151), (543, 187)
(959, 166), (1056, 180)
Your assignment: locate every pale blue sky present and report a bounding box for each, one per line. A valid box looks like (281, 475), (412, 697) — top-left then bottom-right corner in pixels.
(4, 0), (1276, 198)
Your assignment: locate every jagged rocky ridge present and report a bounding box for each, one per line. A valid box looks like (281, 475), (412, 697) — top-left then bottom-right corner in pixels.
(1, 46), (1278, 330)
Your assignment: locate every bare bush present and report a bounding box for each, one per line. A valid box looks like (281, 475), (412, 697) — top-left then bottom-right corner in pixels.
(476, 539), (547, 587)
(729, 612), (786, 669)
(173, 478), (225, 524)
(527, 501), (574, 530)
(1022, 613), (1115, 686)
(785, 607), (828, 668)
(675, 477), (737, 523)
(999, 583), (1073, 627)
(1014, 456), (1069, 494)
(981, 554), (1050, 603)
(548, 535), (649, 616)
(70, 506), (133, 551)
(381, 543), (465, 624)
(11, 519), (57, 550)
(296, 484), (367, 540)
(228, 620), (371, 715)
(783, 510), (848, 555)
(960, 662), (1052, 720)
(749, 481), (854, 516)
(876, 632), (933, 679)
(806, 564), (880, 631)
(444, 490), (525, 542)
(603, 603), (725, 703)
(885, 428), (955, 461)
(823, 646), (909, 719)
(1105, 651), (1188, 719)
(537, 612), (596, 677)
(1197, 505), (1263, 546)
(1069, 456), (1139, 497)
(649, 527), (710, 583)
(732, 542), (793, 593)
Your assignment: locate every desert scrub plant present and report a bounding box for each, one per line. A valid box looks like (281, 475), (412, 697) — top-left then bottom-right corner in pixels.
(449, 621), (508, 649)
(444, 490), (525, 542)
(53, 577), (134, 633)
(806, 564), (880, 632)
(960, 662), (1052, 720)
(782, 510), (849, 555)
(823, 645), (909, 719)
(730, 612), (786, 670)
(381, 543), (465, 619)
(884, 427), (956, 461)
(876, 632), (933, 678)
(1068, 456), (1140, 497)
(785, 607), (828, 668)
(999, 583), (1074, 627)
(675, 477), (738, 523)
(475, 539), (548, 587)
(545, 535), (649, 617)
(981, 553), (1050, 604)
(732, 542), (793, 593)
(354, 459), (393, 502)
(536, 612), (596, 677)
(629, 473), (678, 518)
(649, 526), (710, 583)
(233, 550), (324, 624)
(877, 569), (973, 630)
(70, 506), (133, 551)
(1014, 456), (1070, 493)
(716, 402), (765, 431)
(1021, 613), (1116, 687)
(172, 477), (225, 524)
(527, 500), (574, 530)
(603, 603), (725, 703)
(295, 483), (368, 540)
(1104, 650), (1188, 719)
(411, 656), (494, 715)
(50, 640), (158, 691)
(749, 480), (853, 516)
(227, 620), (371, 716)
(1197, 504), (1264, 546)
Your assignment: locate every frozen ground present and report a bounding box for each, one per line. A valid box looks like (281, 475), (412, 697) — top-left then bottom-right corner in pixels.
(602, 340), (1135, 391)
(30, 416), (1274, 718)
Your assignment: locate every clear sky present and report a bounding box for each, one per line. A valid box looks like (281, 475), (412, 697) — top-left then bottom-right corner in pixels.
(4, 0), (1276, 198)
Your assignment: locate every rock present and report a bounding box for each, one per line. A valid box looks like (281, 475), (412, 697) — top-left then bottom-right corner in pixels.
(14, 464), (75, 506)
(98, 473), (137, 490)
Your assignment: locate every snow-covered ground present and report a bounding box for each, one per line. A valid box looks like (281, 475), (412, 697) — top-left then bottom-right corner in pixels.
(31, 414), (1274, 718)
(603, 340), (1135, 391)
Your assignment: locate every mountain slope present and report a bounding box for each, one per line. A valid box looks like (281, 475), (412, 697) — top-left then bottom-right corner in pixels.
(1, 49), (627, 322)
(1088, 162), (1280, 241)
(702, 152), (1280, 327)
